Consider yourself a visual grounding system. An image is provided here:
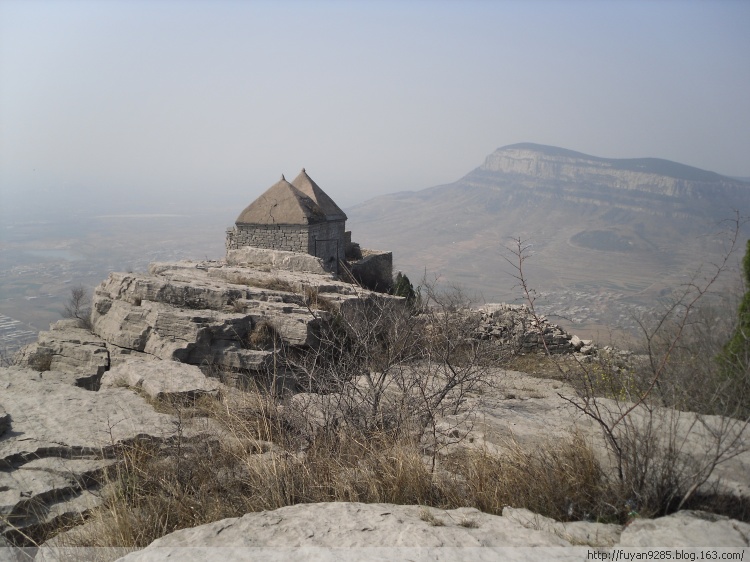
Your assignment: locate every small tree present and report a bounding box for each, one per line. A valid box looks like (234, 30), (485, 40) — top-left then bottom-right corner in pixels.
(391, 272), (418, 310)
(718, 240), (750, 392)
(63, 285), (93, 331)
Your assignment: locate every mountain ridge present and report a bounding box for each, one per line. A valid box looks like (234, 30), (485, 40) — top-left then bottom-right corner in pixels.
(494, 143), (739, 183)
(347, 144), (750, 336)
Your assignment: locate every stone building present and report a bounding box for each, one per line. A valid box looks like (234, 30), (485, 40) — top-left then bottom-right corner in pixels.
(226, 169), (348, 272)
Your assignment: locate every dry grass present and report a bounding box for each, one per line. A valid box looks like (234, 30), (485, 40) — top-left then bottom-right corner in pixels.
(448, 433), (613, 522)
(57, 390), (637, 550)
(505, 353), (583, 380)
(27, 349), (53, 372)
(304, 287), (338, 314)
(251, 277), (295, 293)
(248, 320), (280, 350)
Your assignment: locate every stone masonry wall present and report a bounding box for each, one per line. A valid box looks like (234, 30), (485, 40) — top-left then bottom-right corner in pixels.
(226, 224), (309, 253)
(226, 220), (346, 274)
(307, 220), (346, 267)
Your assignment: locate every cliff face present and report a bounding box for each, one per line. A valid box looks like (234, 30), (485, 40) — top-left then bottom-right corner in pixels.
(466, 143), (749, 217)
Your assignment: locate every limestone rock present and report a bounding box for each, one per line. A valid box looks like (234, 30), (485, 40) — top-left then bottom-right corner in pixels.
(88, 260), (399, 377)
(0, 405), (8, 437)
(112, 503), (750, 560)
(15, 322), (109, 388)
(101, 359), (221, 401)
(502, 507), (621, 547)
(226, 247), (329, 274)
(116, 502), (570, 561)
(475, 303), (590, 355)
(0, 366), (194, 540)
(619, 510), (750, 547)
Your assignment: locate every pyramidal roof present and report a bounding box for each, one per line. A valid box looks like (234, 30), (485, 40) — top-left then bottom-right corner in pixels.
(235, 175), (327, 225)
(290, 168), (348, 221)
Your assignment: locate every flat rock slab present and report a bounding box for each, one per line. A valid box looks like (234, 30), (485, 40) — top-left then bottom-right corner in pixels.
(14, 323), (109, 386)
(502, 507), (622, 547)
(101, 359), (221, 401)
(0, 366), (193, 538)
(619, 510), (750, 547)
(0, 367), (178, 466)
(116, 502), (570, 562)
(112, 503), (750, 562)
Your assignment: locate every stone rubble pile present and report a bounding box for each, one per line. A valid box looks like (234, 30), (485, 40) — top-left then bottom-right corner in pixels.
(475, 303), (596, 355)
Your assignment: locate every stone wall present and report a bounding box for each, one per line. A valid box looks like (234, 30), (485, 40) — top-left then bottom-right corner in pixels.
(226, 220), (346, 274)
(348, 251), (393, 292)
(226, 224), (310, 254)
(307, 220), (346, 269)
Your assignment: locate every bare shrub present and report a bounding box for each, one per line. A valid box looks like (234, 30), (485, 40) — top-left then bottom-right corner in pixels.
(503, 220), (750, 519)
(283, 280), (503, 459)
(0, 345), (18, 367)
(62, 285), (93, 331)
(27, 349), (53, 372)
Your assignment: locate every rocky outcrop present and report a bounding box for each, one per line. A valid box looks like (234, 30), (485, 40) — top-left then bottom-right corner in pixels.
(101, 359), (221, 401)
(14, 320), (109, 388)
(0, 366), (209, 542)
(477, 143), (749, 215)
(88, 260), (393, 379)
(110, 503), (748, 561)
(226, 247), (329, 274)
(0, 258), (399, 392)
(4, 258), (402, 543)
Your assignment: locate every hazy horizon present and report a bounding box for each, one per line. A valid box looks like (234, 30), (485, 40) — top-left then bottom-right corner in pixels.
(2, 0), (749, 223)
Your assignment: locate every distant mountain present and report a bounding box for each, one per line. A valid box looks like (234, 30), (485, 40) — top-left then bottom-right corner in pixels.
(347, 144), (750, 336)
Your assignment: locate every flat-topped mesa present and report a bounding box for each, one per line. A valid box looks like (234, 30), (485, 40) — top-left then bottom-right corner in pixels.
(226, 168), (393, 291)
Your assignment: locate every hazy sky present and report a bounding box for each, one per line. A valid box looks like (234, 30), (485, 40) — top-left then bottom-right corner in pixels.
(1, 0), (749, 214)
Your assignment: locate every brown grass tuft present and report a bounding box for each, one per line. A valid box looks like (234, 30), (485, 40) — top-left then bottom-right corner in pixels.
(248, 320), (280, 350)
(304, 287), (338, 313)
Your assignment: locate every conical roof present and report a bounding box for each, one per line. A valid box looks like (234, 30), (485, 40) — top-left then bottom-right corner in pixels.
(290, 168), (347, 221)
(235, 175), (327, 225)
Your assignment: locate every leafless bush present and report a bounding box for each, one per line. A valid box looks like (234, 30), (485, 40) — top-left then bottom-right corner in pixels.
(27, 349), (53, 372)
(503, 219), (750, 518)
(0, 346), (18, 367)
(62, 284), (93, 331)
(281, 280), (503, 461)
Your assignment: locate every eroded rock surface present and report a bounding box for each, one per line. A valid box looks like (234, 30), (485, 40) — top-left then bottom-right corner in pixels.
(111, 503), (748, 562)
(88, 260), (394, 377)
(14, 320), (109, 388)
(101, 359), (221, 401)
(0, 366), (200, 541)
(619, 510), (750, 547)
